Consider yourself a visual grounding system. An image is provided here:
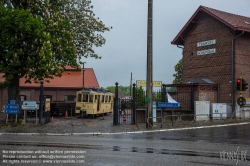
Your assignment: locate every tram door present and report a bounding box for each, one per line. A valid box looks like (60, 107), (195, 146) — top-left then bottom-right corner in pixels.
(97, 95), (100, 111)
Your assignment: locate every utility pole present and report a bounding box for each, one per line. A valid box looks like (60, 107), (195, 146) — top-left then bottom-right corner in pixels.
(146, 0), (153, 129)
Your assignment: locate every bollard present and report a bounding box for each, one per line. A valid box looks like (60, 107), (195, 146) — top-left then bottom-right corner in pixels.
(51, 116), (54, 123)
(65, 110), (68, 118)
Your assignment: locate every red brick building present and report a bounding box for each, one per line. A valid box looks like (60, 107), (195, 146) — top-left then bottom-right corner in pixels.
(0, 67), (99, 108)
(171, 6), (250, 110)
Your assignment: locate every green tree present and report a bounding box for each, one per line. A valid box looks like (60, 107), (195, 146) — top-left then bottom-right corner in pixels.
(106, 86), (130, 96)
(118, 86), (130, 96)
(106, 86), (115, 93)
(153, 90), (162, 102)
(0, 1), (110, 112)
(65, 0), (111, 60)
(107, 85), (154, 107)
(172, 59), (183, 84)
(135, 86), (146, 107)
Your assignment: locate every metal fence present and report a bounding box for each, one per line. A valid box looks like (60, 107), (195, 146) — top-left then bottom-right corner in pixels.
(113, 83), (195, 125)
(146, 110), (250, 129)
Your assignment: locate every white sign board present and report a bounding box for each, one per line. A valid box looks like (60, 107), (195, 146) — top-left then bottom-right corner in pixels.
(197, 48), (216, 56)
(197, 39), (216, 47)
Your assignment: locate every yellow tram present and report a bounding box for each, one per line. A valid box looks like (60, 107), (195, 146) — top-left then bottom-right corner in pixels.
(75, 88), (114, 116)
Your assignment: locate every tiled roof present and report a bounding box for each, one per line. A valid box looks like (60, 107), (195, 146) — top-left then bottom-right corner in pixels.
(64, 65), (81, 71)
(84, 68), (99, 88)
(171, 5), (250, 45)
(184, 78), (217, 84)
(1, 68), (99, 89)
(20, 70), (84, 88)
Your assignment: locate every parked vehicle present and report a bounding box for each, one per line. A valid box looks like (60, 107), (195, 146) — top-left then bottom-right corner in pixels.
(75, 87), (114, 117)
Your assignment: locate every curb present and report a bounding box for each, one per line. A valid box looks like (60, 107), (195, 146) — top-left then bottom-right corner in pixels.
(0, 122), (249, 136)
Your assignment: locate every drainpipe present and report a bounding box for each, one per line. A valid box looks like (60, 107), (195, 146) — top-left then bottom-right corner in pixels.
(231, 31), (244, 112)
(177, 45), (184, 83)
(217, 84), (220, 103)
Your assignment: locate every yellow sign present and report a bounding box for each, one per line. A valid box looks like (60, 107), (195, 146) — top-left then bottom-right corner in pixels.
(136, 80), (162, 87)
(45, 98), (51, 112)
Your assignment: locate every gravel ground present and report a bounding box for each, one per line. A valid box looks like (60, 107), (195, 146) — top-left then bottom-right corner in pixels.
(0, 113), (140, 134)
(1, 113), (250, 134)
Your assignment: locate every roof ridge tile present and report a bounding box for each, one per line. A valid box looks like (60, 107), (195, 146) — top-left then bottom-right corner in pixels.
(172, 5), (250, 45)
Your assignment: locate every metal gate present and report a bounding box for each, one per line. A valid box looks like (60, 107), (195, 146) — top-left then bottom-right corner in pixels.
(113, 83), (136, 125)
(113, 82), (199, 125)
(117, 98), (133, 125)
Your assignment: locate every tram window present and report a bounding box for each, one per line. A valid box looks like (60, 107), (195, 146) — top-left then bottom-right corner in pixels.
(82, 94), (88, 102)
(89, 95), (93, 103)
(97, 95), (100, 102)
(105, 96), (108, 102)
(77, 94), (82, 102)
(109, 96), (111, 102)
(102, 95), (105, 102)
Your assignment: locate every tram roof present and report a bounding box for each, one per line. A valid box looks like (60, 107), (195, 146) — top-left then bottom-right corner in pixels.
(79, 87), (114, 95)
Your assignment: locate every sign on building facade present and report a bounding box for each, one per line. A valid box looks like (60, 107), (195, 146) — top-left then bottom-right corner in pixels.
(197, 39), (216, 56)
(197, 39), (216, 47)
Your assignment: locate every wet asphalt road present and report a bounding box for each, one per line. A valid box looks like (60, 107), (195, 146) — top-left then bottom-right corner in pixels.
(0, 124), (250, 165)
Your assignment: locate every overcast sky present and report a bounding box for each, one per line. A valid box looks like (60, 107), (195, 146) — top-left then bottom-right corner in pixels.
(83, 0), (250, 88)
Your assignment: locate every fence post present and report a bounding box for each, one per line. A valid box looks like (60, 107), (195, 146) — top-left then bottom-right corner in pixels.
(132, 83), (136, 124)
(191, 84), (194, 110)
(113, 82), (119, 125)
(161, 84), (166, 128)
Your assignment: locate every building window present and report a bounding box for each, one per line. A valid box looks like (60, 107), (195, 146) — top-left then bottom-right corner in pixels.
(20, 95), (26, 101)
(64, 95), (76, 101)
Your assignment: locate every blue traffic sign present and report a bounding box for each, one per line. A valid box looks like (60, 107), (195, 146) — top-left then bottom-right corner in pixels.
(3, 104), (19, 114)
(158, 102), (180, 108)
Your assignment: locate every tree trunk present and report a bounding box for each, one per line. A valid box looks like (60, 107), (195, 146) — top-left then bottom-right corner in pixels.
(7, 74), (21, 121)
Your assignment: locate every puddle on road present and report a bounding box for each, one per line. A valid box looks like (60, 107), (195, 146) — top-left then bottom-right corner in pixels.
(113, 146), (120, 151)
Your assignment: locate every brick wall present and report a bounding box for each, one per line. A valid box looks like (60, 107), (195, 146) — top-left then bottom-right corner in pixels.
(182, 12), (250, 103)
(235, 33), (250, 99)
(20, 88), (80, 102)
